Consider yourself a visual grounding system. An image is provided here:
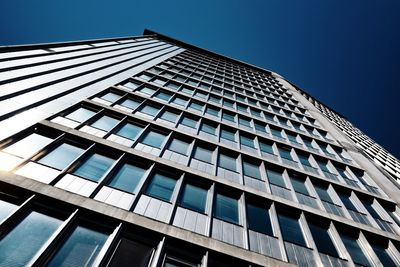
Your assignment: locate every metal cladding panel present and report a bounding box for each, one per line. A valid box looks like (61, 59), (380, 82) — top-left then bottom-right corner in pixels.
(248, 230), (283, 260)
(0, 37), (184, 142)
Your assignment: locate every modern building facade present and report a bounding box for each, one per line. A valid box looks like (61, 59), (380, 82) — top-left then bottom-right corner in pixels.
(0, 29), (399, 267)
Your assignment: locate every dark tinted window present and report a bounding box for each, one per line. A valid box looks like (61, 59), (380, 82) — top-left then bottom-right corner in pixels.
(246, 203), (273, 236)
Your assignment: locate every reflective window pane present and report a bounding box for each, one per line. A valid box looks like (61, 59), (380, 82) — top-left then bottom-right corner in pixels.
(214, 194), (238, 224)
(74, 153), (115, 182)
(180, 184), (207, 213)
(0, 211), (62, 266)
(277, 212), (306, 246)
(120, 99), (141, 110)
(220, 129), (235, 142)
(66, 108), (96, 123)
(181, 117), (197, 128)
(146, 173), (176, 202)
(219, 154), (236, 171)
(0, 199), (17, 222)
(108, 163), (146, 193)
(340, 232), (370, 267)
(243, 161), (261, 179)
(260, 142), (274, 154)
(267, 169), (286, 187)
(168, 139), (190, 155)
(370, 241), (396, 266)
(38, 143), (84, 170)
(4, 133), (53, 158)
(290, 177), (309, 195)
(91, 115), (119, 132)
(200, 123), (216, 135)
(141, 131), (167, 148)
(139, 105), (160, 116)
(194, 147), (213, 163)
(240, 136), (255, 148)
(47, 225), (108, 267)
(308, 221), (339, 257)
(101, 92), (121, 103)
(246, 203), (273, 236)
(160, 110), (179, 123)
(116, 123), (143, 140)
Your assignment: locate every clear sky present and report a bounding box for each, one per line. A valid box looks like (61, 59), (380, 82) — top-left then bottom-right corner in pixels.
(1, 0), (399, 158)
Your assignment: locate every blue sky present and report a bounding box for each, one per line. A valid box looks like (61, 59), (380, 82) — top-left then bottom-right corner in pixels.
(1, 0), (399, 158)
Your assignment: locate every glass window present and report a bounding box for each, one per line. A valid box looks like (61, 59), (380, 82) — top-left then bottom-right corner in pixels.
(278, 147), (293, 160)
(361, 200), (380, 219)
(317, 160), (330, 172)
(189, 102), (204, 112)
(260, 142), (274, 154)
(0, 211), (62, 266)
(277, 212), (306, 246)
(66, 108), (96, 123)
(218, 154), (236, 171)
(181, 117), (198, 129)
(246, 203), (273, 236)
(142, 131), (167, 148)
(120, 98), (141, 110)
(370, 241), (397, 266)
(73, 153), (115, 182)
(181, 87), (194, 95)
(314, 185), (333, 203)
(146, 173), (177, 202)
(155, 91), (173, 101)
(290, 177), (309, 195)
(223, 100), (234, 108)
(139, 105), (160, 116)
(106, 238), (153, 267)
(206, 107), (220, 117)
(270, 128), (282, 137)
(308, 221), (339, 257)
(286, 133), (298, 143)
(194, 91), (207, 99)
(166, 81), (180, 90)
(338, 192), (358, 212)
(38, 143), (84, 170)
(239, 117), (251, 128)
(101, 92), (121, 103)
(194, 147), (213, 163)
(180, 184), (207, 213)
(237, 104), (248, 113)
(168, 139), (190, 155)
(222, 112), (235, 122)
(122, 81), (140, 90)
(243, 161), (261, 179)
(266, 169), (286, 187)
(139, 86), (156, 95)
(0, 199), (17, 222)
(298, 154), (312, 167)
(47, 225), (108, 267)
(214, 194), (239, 224)
(254, 122), (266, 133)
(240, 135), (255, 148)
(172, 96), (188, 107)
(4, 133), (53, 158)
(91, 115), (120, 132)
(116, 123), (143, 140)
(108, 163), (145, 193)
(340, 232), (371, 267)
(160, 110), (179, 123)
(200, 123), (217, 135)
(220, 129), (236, 142)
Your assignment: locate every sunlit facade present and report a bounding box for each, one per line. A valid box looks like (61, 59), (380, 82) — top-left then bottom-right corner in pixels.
(0, 30), (399, 266)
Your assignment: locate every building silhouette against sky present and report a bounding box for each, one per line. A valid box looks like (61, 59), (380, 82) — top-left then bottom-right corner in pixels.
(0, 30), (399, 266)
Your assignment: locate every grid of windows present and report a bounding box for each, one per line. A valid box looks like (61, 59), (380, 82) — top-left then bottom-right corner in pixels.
(0, 40), (399, 267)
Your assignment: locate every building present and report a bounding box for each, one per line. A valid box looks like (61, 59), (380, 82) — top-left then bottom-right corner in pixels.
(0, 29), (399, 266)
